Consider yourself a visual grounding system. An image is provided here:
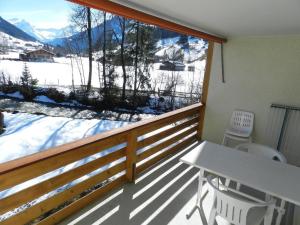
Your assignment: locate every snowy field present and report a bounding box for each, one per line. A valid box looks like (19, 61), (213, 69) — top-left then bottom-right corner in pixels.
(0, 58), (205, 92)
(0, 34), (206, 93)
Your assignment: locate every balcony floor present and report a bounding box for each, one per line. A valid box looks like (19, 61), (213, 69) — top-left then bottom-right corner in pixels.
(60, 142), (229, 225)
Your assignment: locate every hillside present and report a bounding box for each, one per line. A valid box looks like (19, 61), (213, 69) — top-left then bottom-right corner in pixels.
(0, 17), (37, 42)
(47, 16), (180, 48)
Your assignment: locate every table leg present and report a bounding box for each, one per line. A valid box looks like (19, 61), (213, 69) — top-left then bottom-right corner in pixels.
(186, 169), (205, 219)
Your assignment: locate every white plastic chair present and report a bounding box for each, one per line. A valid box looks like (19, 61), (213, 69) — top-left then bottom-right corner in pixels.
(234, 143), (287, 225)
(222, 110), (254, 146)
(207, 175), (275, 225)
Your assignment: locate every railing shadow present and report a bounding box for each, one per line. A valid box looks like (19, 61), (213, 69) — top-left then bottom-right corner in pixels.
(61, 142), (215, 225)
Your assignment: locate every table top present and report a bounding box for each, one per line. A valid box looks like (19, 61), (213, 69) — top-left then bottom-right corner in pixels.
(180, 141), (300, 205)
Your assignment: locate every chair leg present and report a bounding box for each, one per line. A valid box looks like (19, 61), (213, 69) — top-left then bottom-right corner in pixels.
(208, 208), (217, 225)
(222, 135), (227, 146)
(236, 182), (241, 190)
(225, 178), (231, 187)
(264, 205), (275, 225)
(248, 136), (252, 143)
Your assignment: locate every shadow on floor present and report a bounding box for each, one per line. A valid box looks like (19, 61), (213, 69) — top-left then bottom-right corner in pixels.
(61, 142), (218, 225)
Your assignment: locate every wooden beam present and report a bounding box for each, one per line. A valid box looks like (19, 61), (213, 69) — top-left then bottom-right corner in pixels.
(197, 41), (214, 140)
(68, 0), (226, 43)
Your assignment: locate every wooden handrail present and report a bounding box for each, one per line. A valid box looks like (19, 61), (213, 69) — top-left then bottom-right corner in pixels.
(0, 103), (202, 175)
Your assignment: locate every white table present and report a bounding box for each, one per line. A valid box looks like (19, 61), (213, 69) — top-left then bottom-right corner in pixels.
(180, 141), (300, 223)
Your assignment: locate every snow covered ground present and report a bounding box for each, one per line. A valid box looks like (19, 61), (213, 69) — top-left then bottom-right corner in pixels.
(0, 57), (205, 92)
(0, 112), (129, 164)
(0, 34), (206, 93)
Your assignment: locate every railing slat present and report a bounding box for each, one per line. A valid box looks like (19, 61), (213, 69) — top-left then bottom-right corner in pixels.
(37, 176), (127, 225)
(0, 134), (126, 192)
(0, 163), (126, 225)
(137, 117), (199, 149)
(137, 125), (197, 162)
(136, 134), (197, 174)
(135, 107), (199, 136)
(0, 149), (125, 215)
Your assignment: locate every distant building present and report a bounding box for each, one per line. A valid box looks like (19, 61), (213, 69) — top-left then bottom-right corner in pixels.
(159, 61), (185, 71)
(20, 49), (55, 62)
(188, 65), (195, 72)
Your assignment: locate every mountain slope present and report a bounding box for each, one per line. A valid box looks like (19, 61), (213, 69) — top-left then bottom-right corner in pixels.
(9, 18), (44, 41)
(48, 16), (179, 49)
(0, 17), (37, 42)
(9, 18), (69, 42)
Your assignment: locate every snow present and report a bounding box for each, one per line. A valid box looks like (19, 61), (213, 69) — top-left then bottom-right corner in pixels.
(0, 35), (207, 94)
(0, 32), (42, 56)
(34, 95), (56, 104)
(0, 112), (129, 164)
(60, 100), (84, 107)
(5, 91), (24, 99)
(156, 37), (180, 48)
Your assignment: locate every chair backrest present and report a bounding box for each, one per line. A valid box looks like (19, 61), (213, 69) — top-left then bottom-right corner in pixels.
(230, 110), (254, 134)
(235, 143), (287, 163)
(207, 175), (272, 225)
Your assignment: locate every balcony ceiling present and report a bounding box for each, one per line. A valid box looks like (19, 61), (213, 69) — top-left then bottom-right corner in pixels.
(111, 0), (300, 38)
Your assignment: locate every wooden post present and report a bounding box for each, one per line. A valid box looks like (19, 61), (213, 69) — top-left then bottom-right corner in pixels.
(197, 41), (214, 140)
(125, 130), (137, 182)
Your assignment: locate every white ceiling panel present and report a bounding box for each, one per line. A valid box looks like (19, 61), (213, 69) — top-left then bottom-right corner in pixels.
(111, 0), (300, 38)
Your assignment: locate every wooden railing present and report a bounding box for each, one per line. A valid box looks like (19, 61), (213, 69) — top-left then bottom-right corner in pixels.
(0, 103), (202, 225)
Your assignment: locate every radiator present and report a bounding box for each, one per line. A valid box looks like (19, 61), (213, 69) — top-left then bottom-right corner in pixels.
(264, 104), (300, 166)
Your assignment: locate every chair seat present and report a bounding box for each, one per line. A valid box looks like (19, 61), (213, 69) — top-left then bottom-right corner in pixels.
(225, 128), (251, 138)
(207, 175), (275, 225)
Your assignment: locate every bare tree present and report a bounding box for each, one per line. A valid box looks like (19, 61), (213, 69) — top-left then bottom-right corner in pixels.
(119, 17), (127, 102)
(86, 7), (93, 92)
(113, 17), (127, 102)
(133, 21), (140, 99)
(70, 6), (93, 93)
(102, 12), (107, 92)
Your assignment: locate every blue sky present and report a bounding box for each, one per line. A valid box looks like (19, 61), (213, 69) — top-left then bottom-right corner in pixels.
(0, 0), (75, 28)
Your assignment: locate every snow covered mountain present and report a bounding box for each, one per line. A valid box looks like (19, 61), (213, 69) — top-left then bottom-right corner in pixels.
(0, 17), (37, 42)
(9, 18), (69, 42)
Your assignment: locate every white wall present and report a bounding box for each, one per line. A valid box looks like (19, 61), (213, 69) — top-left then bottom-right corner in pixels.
(203, 35), (300, 145)
(202, 36), (300, 225)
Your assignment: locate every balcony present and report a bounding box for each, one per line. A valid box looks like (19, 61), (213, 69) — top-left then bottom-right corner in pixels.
(1, 0), (300, 224)
(0, 103), (204, 225)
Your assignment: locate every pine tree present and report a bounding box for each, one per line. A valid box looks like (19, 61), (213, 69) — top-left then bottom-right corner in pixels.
(20, 63), (38, 88)
(126, 21), (156, 100)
